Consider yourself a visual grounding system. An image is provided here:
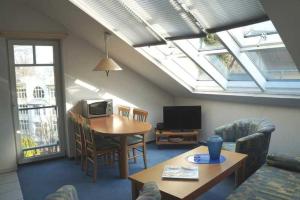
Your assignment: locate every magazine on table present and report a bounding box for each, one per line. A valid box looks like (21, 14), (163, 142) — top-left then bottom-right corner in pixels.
(162, 165), (199, 180)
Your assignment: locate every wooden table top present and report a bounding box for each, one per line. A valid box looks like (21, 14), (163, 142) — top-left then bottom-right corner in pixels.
(89, 115), (152, 136)
(129, 146), (247, 200)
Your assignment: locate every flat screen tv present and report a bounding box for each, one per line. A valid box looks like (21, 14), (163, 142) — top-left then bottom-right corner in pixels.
(163, 106), (201, 130)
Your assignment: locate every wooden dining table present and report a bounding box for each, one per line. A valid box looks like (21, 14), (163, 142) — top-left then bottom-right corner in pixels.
(89, 115), (152, 179)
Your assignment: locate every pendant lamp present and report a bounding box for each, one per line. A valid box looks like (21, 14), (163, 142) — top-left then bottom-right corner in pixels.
(93, 32), (122, 76)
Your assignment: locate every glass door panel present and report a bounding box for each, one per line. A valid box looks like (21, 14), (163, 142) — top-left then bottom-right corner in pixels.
(15, 66), (59, 159)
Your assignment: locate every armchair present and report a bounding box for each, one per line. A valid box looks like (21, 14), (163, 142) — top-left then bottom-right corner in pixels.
(214, 119), (275, 178)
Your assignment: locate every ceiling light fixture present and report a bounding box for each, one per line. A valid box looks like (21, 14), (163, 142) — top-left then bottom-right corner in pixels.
(93, 32), (122, 76)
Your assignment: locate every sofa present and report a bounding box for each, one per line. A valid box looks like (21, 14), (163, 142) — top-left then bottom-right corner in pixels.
(227, 154), (300, 200)
(215, 119), (275, 178)
(45, 182), (161, 200)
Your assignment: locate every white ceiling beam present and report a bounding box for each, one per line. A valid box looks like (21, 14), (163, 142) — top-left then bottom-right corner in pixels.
(174, 40), (228, 90)
(217, 31), (267, 91)
(136, 48), (195, 92)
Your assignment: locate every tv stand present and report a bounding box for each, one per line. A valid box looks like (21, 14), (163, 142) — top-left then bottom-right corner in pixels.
(155, 130), (200, 145)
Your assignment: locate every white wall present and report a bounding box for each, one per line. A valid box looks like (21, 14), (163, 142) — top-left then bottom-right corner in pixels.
(175, 97), (300, 156)
(0, 0), (66, 33)
(62, 35), (174, 156)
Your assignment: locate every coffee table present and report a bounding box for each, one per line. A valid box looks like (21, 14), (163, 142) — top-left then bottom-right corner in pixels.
(129, 146), (247, 200)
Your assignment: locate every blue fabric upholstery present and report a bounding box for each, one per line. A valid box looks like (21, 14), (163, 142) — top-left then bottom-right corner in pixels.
(127, 135), (143, 145)
(215, 119), (275, 177)
(267, 154), (300, 172)
(137, 182), (161, 200)
(45, 185), (79, 200)
(46, 183), (160, 200)
(227, 155), (300, 200)
(95, 138), (119, 150)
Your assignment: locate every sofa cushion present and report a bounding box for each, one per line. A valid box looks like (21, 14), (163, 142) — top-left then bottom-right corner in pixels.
(222, 142), (236, 152)
(45, 185), (79, 200)
(128, 135), (143, 145)
(226, 165), (300, 200)
(136, 182), (161, 200)
(267, 154), (300, 172)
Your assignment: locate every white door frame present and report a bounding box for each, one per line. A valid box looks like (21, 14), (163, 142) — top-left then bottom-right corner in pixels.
(8, 39), (66, 164)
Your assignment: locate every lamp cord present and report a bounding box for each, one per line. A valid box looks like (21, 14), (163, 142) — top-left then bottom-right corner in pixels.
(104, 32), (109, 59)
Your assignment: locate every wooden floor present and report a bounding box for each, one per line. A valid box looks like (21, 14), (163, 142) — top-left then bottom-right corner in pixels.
(0, 172), (23, 200)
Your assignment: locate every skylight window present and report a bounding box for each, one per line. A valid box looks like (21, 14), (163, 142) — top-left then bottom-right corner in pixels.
(229, 21), (282, 47)
(246, 48), (300, 80)
(70, 0), (300, 97)
(205, 53), (251, 81)
(227, 21), (300, 81)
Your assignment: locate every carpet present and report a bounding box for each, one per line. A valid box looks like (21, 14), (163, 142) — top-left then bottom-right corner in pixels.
(18, 143), (235, 200)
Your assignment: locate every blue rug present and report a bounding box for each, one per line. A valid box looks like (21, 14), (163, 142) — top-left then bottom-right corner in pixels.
(18, 143), (235, 200)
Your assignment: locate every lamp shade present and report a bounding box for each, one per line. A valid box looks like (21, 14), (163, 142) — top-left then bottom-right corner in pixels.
(93, 57), (122, 71)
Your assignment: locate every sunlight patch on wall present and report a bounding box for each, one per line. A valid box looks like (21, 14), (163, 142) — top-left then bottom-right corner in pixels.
(100, 92), (137, 108)
(74, 79), (99, 92)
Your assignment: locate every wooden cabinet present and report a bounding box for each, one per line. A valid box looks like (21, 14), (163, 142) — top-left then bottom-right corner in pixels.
(155, 130), (200, 145)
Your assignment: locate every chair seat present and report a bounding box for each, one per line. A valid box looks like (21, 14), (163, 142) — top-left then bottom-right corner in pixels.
(95, 138), (119, 150)
(222, 142), (236, 152)
(128, 135), (143, 145)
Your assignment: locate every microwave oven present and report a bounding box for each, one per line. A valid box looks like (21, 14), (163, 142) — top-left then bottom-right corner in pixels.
(81, 99), (113, 118)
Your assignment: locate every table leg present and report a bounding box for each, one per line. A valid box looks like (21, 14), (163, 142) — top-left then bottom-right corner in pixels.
(131, 181), (139, 200)
(235, 159), (246, 186)
(120, 136), (128, 178)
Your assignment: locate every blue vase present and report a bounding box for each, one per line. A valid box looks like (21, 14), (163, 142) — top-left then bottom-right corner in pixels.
(207, 135), (223, 160)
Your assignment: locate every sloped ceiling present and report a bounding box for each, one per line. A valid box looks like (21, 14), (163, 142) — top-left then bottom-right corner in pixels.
(20, 0), (191, 97)
(260, 0), (300, 71)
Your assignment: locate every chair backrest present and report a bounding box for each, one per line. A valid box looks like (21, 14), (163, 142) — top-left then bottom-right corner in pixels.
(118, 105), (130, 118)
(133, 108), (148, 122)
(69, 111), (79, 133)
(79, 115), (95, 151)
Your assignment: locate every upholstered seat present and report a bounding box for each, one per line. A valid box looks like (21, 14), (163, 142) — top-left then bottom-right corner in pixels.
(46, 182), (161, 200)
(227, 154), (300, 200)
(95, 139), (119, 150)
(127, 135), (143, 145)
(45, 185), (79, 200)
(215, 119), (275, 178)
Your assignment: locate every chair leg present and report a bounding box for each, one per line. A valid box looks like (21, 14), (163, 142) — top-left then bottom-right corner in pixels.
(80, 153), (84, 171)
(85, 156), (89, 175)
(93, 155), (97, 183)
(143, 144), (147, 169)
(133, 148), (137, 163)
(113, 150), (116, 162)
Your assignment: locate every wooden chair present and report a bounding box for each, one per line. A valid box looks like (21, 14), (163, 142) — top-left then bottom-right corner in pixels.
(69, 111), (85, 170)
(118, 105), (130, 118)
(79, 115), (120, 182)
(127, 108), (148, 169)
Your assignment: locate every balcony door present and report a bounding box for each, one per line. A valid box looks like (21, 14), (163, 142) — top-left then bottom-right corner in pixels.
(8, 40), (65, 164)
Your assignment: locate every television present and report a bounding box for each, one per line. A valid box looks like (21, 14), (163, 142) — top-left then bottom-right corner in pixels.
(163, 106), (201, 130)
